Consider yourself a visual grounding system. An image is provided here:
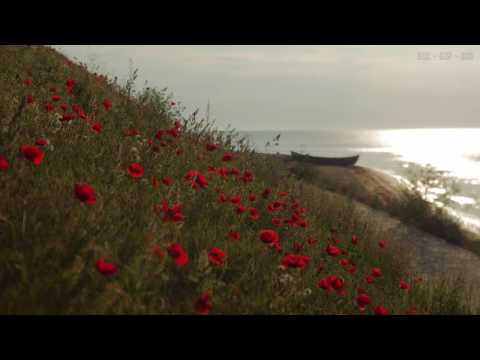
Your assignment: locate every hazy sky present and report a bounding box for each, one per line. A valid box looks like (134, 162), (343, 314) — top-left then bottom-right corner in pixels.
(55, 45), (480, 131)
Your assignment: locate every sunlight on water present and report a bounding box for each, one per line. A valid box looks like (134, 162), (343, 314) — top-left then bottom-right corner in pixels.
(377, 128), (480, 180)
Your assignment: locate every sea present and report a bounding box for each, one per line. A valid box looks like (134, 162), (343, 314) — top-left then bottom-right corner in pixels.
(240, 128), (480, 234)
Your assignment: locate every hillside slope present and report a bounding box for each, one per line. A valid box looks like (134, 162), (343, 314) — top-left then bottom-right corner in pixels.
(0, 45), (474, 314)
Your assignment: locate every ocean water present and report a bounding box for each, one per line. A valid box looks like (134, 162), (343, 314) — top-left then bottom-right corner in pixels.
(240, 128), (480, 233)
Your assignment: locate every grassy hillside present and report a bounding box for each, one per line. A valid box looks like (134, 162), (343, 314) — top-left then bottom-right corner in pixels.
(0, 45), (474, 314)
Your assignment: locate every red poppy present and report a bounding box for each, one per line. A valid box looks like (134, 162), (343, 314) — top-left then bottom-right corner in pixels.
(339, 258), (349, 267)
(279, 192), (289, 197)
(156, 200), (183, 223)
(230, 195), (242, 205)
(378, 240), (386, 248)
(194, 292), (212, 315)
(150, 176), (159, 188)
(218, 192), (228, 203)
(332, 277), (345, 290)
(24, 78), (33, 86)
(281, 254), (310, 269)
(185, 169), (208, 189)
(352, 234), (358, 245)
(0, 156), (9, 171)
(222, 152), (234, 161)
(74, 183), (97, 205)
(399, 279), (410, 291)
(228, 167), (240, 176)
(371, 267), (382, 278)
(374, 305), (389, 315)
(20, 145), (44, 166)
(317, 275), (339, 292)
(249, 207), (260, 221)
(162, 176), (173, 186)
(248, 193), (257, 202)
(152, 244), (165, 258)
(208, 247), (226, 266)
(228, 230), (240, 241)
(356, 293), (371, 309)
(45, 103), (55, 112)
(241, 169), (254, 182)
(60, 103), (69, 112)
(51, 95), (61, 102)
(167, 243), (188, 267)
(259, 229), (280, 244)
(271, 217), (281, 226)
(96, 257), (118, 276)
(235, 204), (247, 214)
(262, 188), (272, 198)
(35, 138), (47, 146)
(26, 95), (34, 104)
(91, 122), (102, 133)
(103, 99), (112, 111)
(127, 163), (145, 178)
(326, 244), (341, 257)
(65, 79), (75, 89)
(205, 143), (218, 151)
(366, 275), (375, 284)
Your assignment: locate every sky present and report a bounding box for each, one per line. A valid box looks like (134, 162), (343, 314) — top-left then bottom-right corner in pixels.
(54, 45), (480, 131)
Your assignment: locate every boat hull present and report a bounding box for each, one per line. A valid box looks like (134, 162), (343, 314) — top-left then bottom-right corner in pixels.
(291, 152), (359, 166)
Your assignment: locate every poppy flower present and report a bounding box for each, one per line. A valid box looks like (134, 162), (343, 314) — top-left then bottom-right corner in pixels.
(271, 217), (281, 226)
(205, 143), (218, 151)
(366, 275), (375, 284)
(222, 152), (234, 161)
(24, 78), (33, 86)
(162, 176), (173, 186)
(249, 207), (260, 221)
(235, 204), (247, 214)
(208, 247), (226, 266)
(356, 293), (371, 309)
(150, 176), (159, 188)
(103, 99), (112, 111)
(339, 258), (349, 267)
(152, 245), (165, 258)
(352, 235), (358, 245)
(248, 193), (257, 202)
(279, 192), (289, 197)
(228, 167), (240, 176)
(65, 79), (75, 89)
(399, 279), (410, 291)
(262, 188), (272, 199)
(20, 145), (44, 166)
(91, 122), (102, 133)
(185, 169), (208, 189)
(326, 244), (341, 257)
(51, 95), (61, 102)
(374, 305), (389, 315)
(259, 229), (280, 244)
(378, 240), (386, 248)
(96, 257), (118, 276)
(371, 267), (382, 278)
(26, 95), (34, 104)
(60, 103), (69, 112)
(45, 102), (55, 112)
(194, 292), (212, 315)
(218, 192), (228, 203)
(332, 277), (345, 290)
(230, 195), (242, 205)
(241, 169), (254, 182)
(317, 275), (339, 292)
(281, 254), (310, 269)
(228, 230), (240, 241)
(74, 183), (97, 205)
(156, 200), (183, 223)
(0, 156), (9, 171)
(127, 163), (145, 178)
(35, 138), (47, 146)
(167, 243), (188, 267)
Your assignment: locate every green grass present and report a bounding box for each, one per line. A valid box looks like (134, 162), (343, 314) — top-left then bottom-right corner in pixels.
(0, 45), (476, 314)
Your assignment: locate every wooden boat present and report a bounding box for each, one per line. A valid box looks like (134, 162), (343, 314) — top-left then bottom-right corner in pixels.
(290, 151), (359, 166)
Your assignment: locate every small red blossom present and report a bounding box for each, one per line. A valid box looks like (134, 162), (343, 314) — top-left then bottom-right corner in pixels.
(103, 99), (112, 111)
(326, 244), (341, 257)
(271, 217), (281, 226)
(45, 102), (55, 112)
(127, 163), (145, 178)
(74, 183), (97, 205)
(26, 95), (34, 104)
(185, 169), (208, 189)
(150, 176), (159, 188)
(194, 292), (212, 315)
(35, 138), (47, 146)
(378, 240), (386, 248)
(20, 145), (44, 166)
(374, 305), (389, 315)
(222, 152), (234, 161)
(228, 230), (240, 241)
(91, 122), (102, 133)
(399, 279), (410, 291)
(281, 254), (310, 269)
(0, 156), (9, 171)
(51, 95), (61, 102)
(259, 229), (280, 244)
(208, 247), (226, 266)
(352, 234), (358, 245)
(248, 193), (257, 202)
(262, 188), (272, 198)
(24, 78), (33, 86)
(339, 258), (349, 267)
(371, 267), (382, 278)
(167, 243), (189, 267)
(249, 207), (260, 221)
(156, 200), (183, 223)
(366, 275), (375, 284)
(162, 176), (173, 186)
(218, 192), (228, 203)
(96, 257), (118, 276)
(356, 293), (371, 309)
(65, 79), (75, 89)
(205, 143), (218, 151)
